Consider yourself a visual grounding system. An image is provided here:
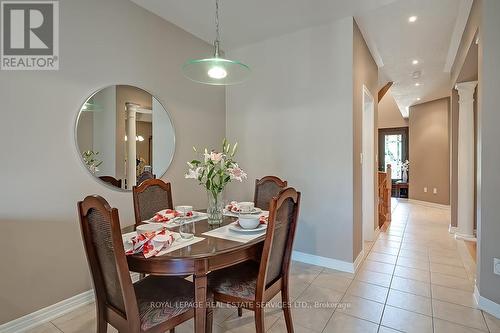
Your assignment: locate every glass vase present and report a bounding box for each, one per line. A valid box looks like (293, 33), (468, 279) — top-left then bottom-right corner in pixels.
(402, 170), (408, 183)
(207, 190), (224, 225)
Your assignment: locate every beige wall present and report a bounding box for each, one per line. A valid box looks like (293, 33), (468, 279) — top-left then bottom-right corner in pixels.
(0, 0), (225, 324)
(378, 93), (408, 128)
(226, 17), (357, 263)
(353, 20), (379, 259)
(477, 0), (500, 308)
(409, 98), (450, 205)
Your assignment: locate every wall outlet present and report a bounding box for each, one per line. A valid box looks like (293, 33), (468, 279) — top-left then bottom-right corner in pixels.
(424, 187), (428, 193)
(494, 258), (500, 275)
(433, 188), (438, 194)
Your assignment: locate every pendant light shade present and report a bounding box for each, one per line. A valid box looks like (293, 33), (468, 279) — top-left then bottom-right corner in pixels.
(183, 54), (250, 86)
(182, 0), (250, 85)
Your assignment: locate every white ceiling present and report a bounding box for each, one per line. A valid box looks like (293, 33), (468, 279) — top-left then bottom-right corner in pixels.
(130, 0), (398, 49)
(131, 0), (471, 117)
(356, 0), (472, 117)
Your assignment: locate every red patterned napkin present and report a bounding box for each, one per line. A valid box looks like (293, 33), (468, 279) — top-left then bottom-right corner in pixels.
(259, 215), (268, 225)
(152, 209), (193, 222)
(225, 201), (241, 213)
(125, 229), (174, 258)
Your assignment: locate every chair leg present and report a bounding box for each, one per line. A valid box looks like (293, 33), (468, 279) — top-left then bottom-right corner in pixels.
(254, 307), (265, 333)
(282, 286), (294, 333)
(205, 307), (214, 333)
(96, 303), (107, 333)
(96, 313), (107, 333)
(238, 306), (243, 317)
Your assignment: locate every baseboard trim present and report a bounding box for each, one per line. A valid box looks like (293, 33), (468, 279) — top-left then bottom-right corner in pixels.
(292, 250), (363, 274)
(474, 285), (500, 319)
(449, 225), (457, 234)
(406, 199), (451, 210)
(0, 290), (94, 333)
(0, 273), (140, 333)
(455, 233), (477, 242)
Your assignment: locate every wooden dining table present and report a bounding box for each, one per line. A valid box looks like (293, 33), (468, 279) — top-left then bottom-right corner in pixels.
(123, 215), (266, 333)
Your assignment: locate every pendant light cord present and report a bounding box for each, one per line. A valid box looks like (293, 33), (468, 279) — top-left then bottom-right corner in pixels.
(214, 0), (220, 57)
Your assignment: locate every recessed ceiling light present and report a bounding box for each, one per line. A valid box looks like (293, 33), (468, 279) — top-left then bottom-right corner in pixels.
(408, 16), (418, 23)
(416, 97), (421, 101)
(415, 82), (421, 87)
(412, 59), (419, 65)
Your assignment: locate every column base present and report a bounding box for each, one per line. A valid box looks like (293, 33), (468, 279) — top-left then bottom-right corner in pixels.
(455, 232), (477, 242)
(449, 225), (457, 234)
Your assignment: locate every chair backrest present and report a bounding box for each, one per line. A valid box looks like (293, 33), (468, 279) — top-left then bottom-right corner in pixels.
(77, 195), (139, 323)
(137, 171), (155, 186)
(132, 179), (173, 225)
(256, 187), (301, 297)
(254, 176), (288, 211)
(99, 176), (122, 188)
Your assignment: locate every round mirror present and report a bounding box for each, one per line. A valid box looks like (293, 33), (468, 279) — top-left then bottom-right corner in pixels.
(76, 85), (175, 190)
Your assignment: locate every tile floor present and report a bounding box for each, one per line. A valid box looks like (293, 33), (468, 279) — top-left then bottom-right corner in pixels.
(26, 200), (500, 333)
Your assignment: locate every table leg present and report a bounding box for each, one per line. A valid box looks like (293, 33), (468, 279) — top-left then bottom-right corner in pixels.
(194, 265), (208, 333)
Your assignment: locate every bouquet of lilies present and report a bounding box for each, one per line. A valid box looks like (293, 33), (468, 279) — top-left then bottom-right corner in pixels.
(401, 159), (410, 172)
(185, 139), (247, 199)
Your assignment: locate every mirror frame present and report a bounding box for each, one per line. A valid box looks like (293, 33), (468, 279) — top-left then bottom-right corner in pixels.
(74, 84), (176, 192)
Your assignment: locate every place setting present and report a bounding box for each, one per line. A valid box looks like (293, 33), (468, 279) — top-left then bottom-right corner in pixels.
(203, 201), (269, 243)
(123, 206), (206, 258)
(143, 205), (208, 228)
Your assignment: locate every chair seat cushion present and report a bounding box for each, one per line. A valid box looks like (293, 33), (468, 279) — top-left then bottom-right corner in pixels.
(134, 275), (209, 331)
(208, 261), (259, 301)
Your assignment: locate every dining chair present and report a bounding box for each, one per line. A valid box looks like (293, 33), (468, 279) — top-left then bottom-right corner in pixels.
(254, 176), (288, 211)
(133, 179), (173, 225)
(208, 187), (301, 333)
(99, 176), (122, 188)
(137, 171), (156, 186)
(77, 195), (213, 333)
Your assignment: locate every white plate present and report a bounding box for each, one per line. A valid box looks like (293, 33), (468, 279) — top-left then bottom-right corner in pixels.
(229, 222), (267, 233)
(146, 211), (201, 224)
(122, 232), (136, 244)
(122, 233), (136, 252)
(226, 207), (263, 215)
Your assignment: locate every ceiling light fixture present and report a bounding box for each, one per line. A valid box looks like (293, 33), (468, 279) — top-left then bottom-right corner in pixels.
(412, 59), (419, 65)
(408, 16), (418, 23)
(416, 97), (421, 101)
(415, 82), (421, 87)
(182, 0), (250, 85)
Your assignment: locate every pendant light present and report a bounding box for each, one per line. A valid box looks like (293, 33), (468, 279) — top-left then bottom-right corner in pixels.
(182, 0), (250, 85)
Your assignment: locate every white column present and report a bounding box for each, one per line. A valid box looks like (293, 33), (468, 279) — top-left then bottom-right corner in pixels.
(125, 102), (139, 189)
(455, 81), (478, 241)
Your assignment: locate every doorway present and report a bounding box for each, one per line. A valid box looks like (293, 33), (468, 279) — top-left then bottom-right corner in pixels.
(362, 86), (376, 242)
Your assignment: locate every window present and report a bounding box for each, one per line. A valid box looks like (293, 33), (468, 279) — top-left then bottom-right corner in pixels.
(378, 127), (409, 180)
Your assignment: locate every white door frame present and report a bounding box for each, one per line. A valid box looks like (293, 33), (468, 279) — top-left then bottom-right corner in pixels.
(362, 85), (376, 243)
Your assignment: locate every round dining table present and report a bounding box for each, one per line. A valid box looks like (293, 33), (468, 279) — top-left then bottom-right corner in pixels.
(123, 215), (266, 333)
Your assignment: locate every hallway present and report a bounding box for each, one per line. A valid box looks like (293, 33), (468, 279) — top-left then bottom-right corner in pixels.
(24, 200), (500, 333)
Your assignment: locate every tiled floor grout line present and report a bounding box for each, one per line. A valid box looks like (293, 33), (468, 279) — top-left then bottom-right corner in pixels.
(377, 208), (410, 332)
(319, 232), (382, 332)
(49, 322), (64, 333)
(427, 235), (436, 333)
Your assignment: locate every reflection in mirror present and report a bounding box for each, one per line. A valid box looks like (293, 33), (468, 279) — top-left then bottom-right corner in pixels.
(76, 85), (175, 190)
